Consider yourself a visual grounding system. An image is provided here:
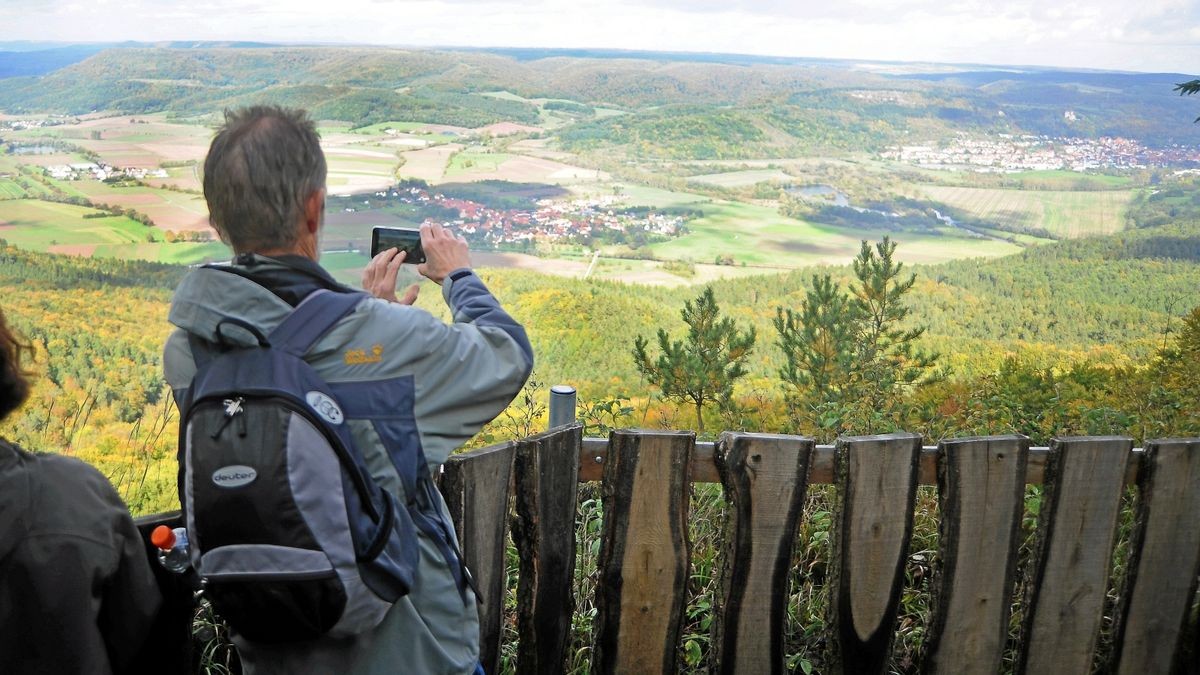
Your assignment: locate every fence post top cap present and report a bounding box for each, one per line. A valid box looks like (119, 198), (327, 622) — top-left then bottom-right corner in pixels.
(550, 385), (576, 395)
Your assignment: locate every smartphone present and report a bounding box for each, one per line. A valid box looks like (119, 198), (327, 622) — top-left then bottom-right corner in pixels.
(370, 226), (425, 263)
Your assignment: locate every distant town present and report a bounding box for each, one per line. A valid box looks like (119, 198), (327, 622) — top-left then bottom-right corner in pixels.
(43, 161), (168, 182)
(350, 184), (689, 248)
(884, 133), (1200, 172)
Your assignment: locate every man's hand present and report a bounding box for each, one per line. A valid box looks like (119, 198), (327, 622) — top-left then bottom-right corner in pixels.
(362, 247), (419, 304)
(417, 222), (471, 285)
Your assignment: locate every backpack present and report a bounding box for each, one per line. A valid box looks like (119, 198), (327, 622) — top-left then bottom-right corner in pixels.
(178, 289), (446, 643)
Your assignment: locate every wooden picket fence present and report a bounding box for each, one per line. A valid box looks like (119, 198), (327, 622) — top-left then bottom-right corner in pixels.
(439, 426), (1200, 674)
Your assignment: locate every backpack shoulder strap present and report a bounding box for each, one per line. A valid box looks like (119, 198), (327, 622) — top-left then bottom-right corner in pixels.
(269, 289), (368, 356)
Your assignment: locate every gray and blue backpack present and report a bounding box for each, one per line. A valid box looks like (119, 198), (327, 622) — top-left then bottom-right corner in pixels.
(178, 289), (466, 643)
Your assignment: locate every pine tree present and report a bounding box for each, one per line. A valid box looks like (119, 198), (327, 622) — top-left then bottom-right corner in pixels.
(632, 287), (756, 433)
(774, 274), (855, 408)
(774, 237), (937, 436)
(1175, 79), (1200, 122)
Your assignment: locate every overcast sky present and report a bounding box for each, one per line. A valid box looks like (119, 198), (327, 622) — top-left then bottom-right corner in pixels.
(2, 0), (1198, 74)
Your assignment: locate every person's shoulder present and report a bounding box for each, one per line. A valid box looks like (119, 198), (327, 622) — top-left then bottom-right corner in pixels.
(33, 452), (119, 501)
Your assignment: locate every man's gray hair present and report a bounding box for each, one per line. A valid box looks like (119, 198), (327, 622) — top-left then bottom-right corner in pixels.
(203, 106), (327, 252)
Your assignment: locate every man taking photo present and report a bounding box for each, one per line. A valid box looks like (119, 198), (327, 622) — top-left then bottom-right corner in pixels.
(163, 105), (533, 674)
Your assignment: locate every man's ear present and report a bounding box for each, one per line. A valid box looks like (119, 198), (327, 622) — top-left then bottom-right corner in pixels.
(303, 188), (326, 235)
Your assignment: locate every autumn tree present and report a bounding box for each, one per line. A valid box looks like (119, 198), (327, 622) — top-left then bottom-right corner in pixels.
(632, 286), (756, 433)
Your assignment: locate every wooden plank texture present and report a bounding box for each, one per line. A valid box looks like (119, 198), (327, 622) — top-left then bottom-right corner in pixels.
(511, 424), (582, 674)
(1017, 436), (1133, 674)
(593, 430), (694, 675)
(828, 433), (922, 674)
(579, 439), (1141, 486)
(923, 435), (1029, 675)
(1110, 439), (1200, 675)
(441, 441), (516, 675)
(711, 432), (814, 675)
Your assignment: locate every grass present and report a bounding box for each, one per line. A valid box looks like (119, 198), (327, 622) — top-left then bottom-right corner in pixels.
(613, 185), (710, 209)
(687, 169), (793, 188)
(1008, 170), (1134, 189)
(0, 179), (27, 199)
(93, 241), (230, 264)
(353, 121), (454, 135)
(445, 151), (515, 177)
(920, 185), (1135, 238)
(0, 199), (150, 248)
(645, 201), (1021, 268)
(479, 91), (530, 103)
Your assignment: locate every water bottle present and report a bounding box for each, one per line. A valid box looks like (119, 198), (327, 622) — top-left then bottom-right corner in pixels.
(150, 525), (191, 573)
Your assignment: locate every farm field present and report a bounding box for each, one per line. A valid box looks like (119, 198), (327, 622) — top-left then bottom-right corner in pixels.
(687, 169), (793, 187)
(0, 112), (1128, 278)
(0, 199), (154, 253)
(397, 144), (462, 182)
(63, 180), (209, 231)
(999, 169), (1135, 190)
(603, 184), (710, 208)
(92, 240), (229, 263)
(920, 185), (1136, 237)
(644, 200), (1022, 267)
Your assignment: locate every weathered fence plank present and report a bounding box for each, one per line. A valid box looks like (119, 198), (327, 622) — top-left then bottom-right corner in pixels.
(923, 435), (1029, 675)
(712, 432), (814, 675)
(828, 433), (922, 674)
(579, 439), (1142, 485)
(1017, 436), (1133, 674)
(511, 425), (582, 674)
(441, 441), (516, 675)
(1110, 439), (1200, 675)
(593, 430), (694, 675)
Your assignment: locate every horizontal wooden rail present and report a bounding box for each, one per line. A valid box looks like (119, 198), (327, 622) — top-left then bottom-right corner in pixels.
(578, 437), (1144, 485)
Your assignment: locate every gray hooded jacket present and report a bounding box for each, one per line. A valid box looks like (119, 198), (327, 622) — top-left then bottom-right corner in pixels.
(163, 255), (532, 675)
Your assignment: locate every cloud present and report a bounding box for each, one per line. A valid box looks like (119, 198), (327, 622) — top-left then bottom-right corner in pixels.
(1, 0), (1197, 73)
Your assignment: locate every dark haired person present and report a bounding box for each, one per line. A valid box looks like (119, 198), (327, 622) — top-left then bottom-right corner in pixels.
(163, 106), (531, 673)
(0, 309), (162, 674)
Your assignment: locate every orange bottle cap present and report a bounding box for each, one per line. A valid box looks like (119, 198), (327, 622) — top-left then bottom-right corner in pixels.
(150, 525), (176, 551)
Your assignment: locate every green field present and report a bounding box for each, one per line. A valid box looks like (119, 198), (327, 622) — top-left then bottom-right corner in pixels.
(445, 151), (514, 177)
(43, 179), (209, 230)
(643, 200), (1021, 267)
(0, 179), (27, 199)
(0, 199), (151, 249)
(613, 185), (710, 209)
(92, 240), (229, 263)
(688, 169), (793, 188)
(920, 185), (1135, 238)
(479, 91), (529, 103)
(351, 121), (458, 135)
(1006, 170), (1134, 189)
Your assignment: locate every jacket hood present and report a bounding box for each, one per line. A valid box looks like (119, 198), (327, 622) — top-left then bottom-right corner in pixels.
(168, 265), (294, 348)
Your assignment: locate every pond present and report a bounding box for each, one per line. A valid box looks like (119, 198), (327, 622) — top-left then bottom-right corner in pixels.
(8, 145), (64, 155)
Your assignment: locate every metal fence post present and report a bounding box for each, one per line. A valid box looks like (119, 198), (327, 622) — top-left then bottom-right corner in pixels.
(549, 385), (577, 429)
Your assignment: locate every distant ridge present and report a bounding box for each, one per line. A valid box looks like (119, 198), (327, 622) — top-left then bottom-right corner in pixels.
(0, 44), (1197, 146)
(0, 45), (111, 78)
(0, 41), (278, 78)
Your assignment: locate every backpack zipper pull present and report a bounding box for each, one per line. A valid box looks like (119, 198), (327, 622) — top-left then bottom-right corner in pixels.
(211, 397), (245, 440)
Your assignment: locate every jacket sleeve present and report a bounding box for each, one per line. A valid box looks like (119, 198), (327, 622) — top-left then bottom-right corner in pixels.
(406, 269), (533, 465)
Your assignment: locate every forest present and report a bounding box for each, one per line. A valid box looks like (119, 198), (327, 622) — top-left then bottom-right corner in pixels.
(1, 177), (1198, 516)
